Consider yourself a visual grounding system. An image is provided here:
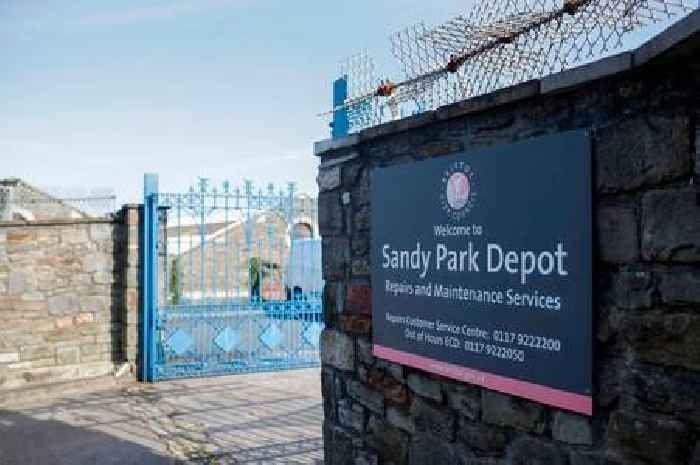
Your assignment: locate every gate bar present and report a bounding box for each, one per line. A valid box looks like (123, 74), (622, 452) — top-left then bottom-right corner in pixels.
(140, 173), (159, 381)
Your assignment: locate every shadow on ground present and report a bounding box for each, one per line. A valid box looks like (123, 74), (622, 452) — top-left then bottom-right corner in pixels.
(0, 410), (171, 465)
(0, 368), (323, 465)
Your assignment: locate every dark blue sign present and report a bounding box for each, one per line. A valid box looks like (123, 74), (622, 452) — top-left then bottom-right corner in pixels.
(371, 130), (592, 415)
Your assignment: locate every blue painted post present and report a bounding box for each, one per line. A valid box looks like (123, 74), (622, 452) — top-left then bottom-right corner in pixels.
(331, 76), (349, 139)
(140, 173), (159, 382)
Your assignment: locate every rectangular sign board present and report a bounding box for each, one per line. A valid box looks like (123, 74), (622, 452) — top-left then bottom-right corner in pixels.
(371, 130), (592, 415)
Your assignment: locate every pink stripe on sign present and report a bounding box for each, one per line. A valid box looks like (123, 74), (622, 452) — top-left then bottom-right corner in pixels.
(373, 344), (592, 416)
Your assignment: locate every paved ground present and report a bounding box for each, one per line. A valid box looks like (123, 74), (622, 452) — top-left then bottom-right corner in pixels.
(0, 368), (323, 465)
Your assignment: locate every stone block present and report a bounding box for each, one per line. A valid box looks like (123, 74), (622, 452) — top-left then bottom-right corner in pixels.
(691, 442), (700, 465)
(457, 418), (510, 457)
(623, 311), (700, 371)
(20, 345), (53, 362)
(324, 422), (355, 465)
(55, 316), (75, 329)
(60, 227), (89, 244)
(416, 141), (463, 158)
(348, 380), (384, 414)
(338, 399), (365, 432)
(356, 337), (374, 366)
(408, 433), (468, 465)
(542, 52), (632, 94)
(320, 329), (355, 371)
(481, 390), (545, 434)
(353, 205), (370, 233)
(340, 315), (371, 336)
(354, 451), (378, 465)
(351, 237), (369, 257)
(596, 115), (691, 193)
(314, 134), (360, 157)
(642, 188), (700, 262)
(623, 364), (700, 425)
(445, 383), (481, 421)
(407, 372), (442, 403)
(319, 191), (344, 236)
(13, 299), (48, 313)
(387, 406), (415, 434)
(318, 166), (342, 192)
(367, 416), (409, 465)
(47, 294), (80, 316)
(367, 368), (408, 406)
(340, 162), (363, 189)
(75, 313), (95, 325)
(322, 237), (350, 281)
(552, 411), (593, 445)
(124, 206), (140, 225)
(92, 271), (113, 284)
(79, 295), (109, 313)
(658, 269), (700, 305)
(596, 205), (638, 263)
(359, 110), (436, 144)
(345, 283), (371, 315)
(375, 358), (403, 382)
(89, 223), (113, 242)
(351, 258), (369, 277)
(410, 397), (456, 441)
(438, 80), (540, 121)
(82, 253), (112, 273)
(8, 271), (32, 296)
(696, 125), (700, 178)
(55, 346), (80, 365)
(323, 281), (342, 327)
(607, 410), (689, 464)
(6, 231), (35, 253)
(351, 168), (369, 208)
(0, 352), (19, 364)
(506, 436), (566, 465)
(567, 451), (601, 465)
(602, 270), (653, 310)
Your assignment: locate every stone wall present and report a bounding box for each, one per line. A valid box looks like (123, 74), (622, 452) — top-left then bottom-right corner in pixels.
(316, 21), (700, 465)
(0, 208), (139, 392)
(120, 205), (141, 370)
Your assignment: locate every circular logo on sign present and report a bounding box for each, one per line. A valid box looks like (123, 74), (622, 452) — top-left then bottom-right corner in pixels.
(446, 172), (471, 210)
(440, 161), (476, 221)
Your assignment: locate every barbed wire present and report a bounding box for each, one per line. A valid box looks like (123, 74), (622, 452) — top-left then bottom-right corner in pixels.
(323, 0), (693, 133)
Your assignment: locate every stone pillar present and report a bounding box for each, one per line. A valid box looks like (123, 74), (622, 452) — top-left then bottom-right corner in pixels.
(119, 204), (141, 372)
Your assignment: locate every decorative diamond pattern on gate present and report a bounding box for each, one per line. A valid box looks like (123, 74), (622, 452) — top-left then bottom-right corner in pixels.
(146, 179), (324, 381)
(260, 323), (283, 349)
(214, 327), (241, 353)
(166, 329), (193, 356)
(303, 322), (323, 348)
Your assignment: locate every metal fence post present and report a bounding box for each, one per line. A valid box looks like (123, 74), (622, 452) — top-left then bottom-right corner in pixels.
(331, 76), (349, 139)
(140, 173), (159, 382)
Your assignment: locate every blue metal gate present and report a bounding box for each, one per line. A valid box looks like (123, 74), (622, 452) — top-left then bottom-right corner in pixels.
(140, 174), (323, 381)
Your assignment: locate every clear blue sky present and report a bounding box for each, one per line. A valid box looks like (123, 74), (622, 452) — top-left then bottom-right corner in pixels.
(0, 1), (686, 203)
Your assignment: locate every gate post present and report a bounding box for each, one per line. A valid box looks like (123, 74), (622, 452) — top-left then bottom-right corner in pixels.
(331, 76), (349, 139)
(140, 173), (159, 382)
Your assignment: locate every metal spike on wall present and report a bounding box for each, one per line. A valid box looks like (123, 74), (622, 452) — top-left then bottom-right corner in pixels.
(323, 0), (694, 136)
